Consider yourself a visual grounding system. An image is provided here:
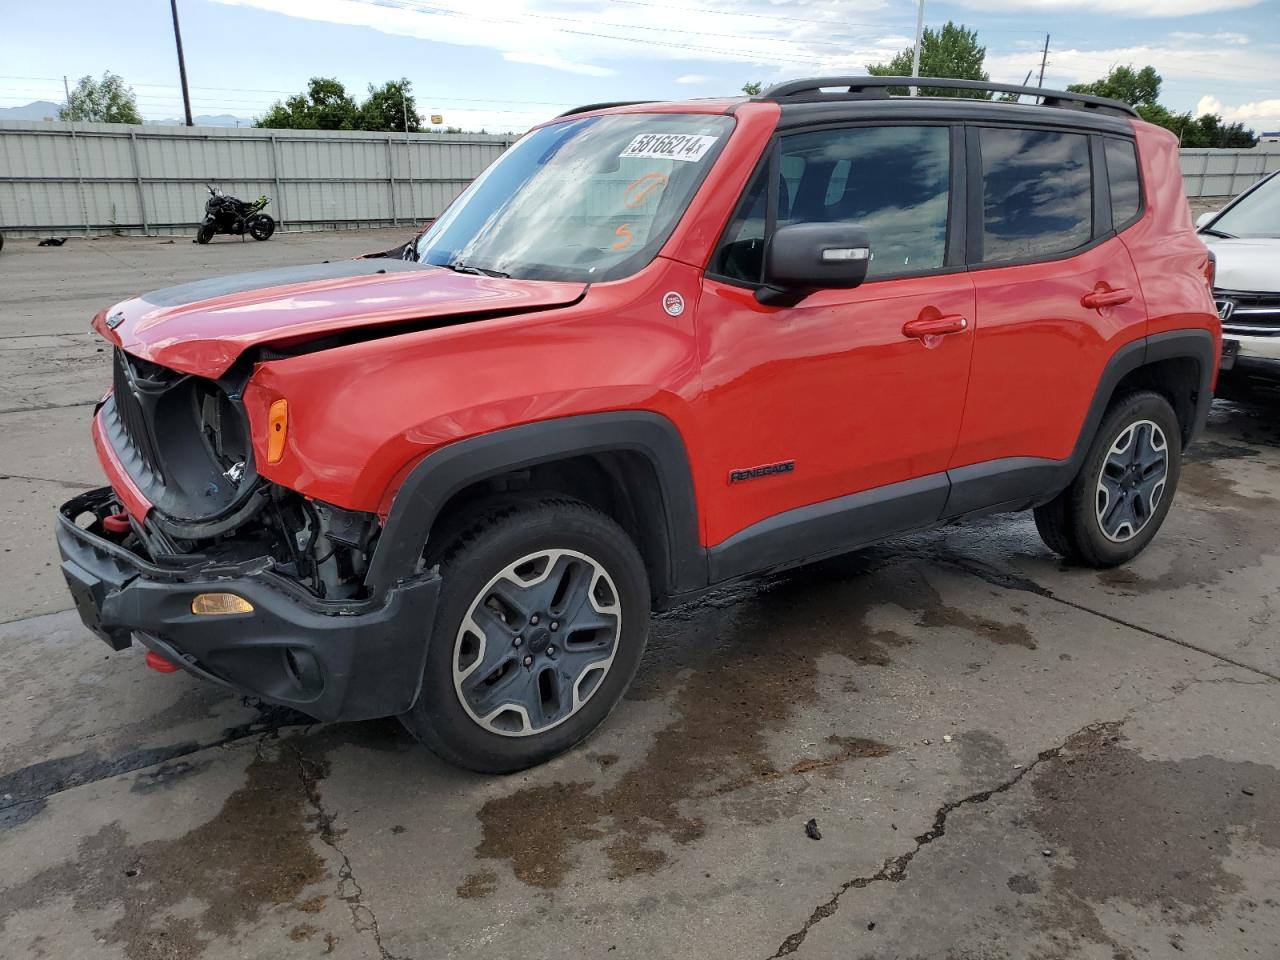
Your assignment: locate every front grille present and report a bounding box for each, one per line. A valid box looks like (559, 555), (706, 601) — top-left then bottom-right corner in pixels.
(112, 349), (166, 481)
(1215, 288), (1280, 336)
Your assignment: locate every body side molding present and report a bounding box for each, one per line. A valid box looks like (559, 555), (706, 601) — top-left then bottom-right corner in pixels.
(708, 473), (949, 583)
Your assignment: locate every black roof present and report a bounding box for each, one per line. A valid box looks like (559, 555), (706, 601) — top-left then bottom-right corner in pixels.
(555, 77), (1139, 135)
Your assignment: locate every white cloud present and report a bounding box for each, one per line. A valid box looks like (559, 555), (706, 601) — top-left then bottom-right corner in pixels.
(1169, 31), (1250, 44)
(1197, 95), (1280, 131)
(210, 0), (907, 82)
(503, 52), (615, 76)
(954, 0), (1261, 15)
(986, 41), (1280, 100)
(209, 0), (1280, 135)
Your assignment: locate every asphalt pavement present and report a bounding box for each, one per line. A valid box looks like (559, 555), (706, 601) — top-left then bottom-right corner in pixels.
(1, 227), (1276, 960)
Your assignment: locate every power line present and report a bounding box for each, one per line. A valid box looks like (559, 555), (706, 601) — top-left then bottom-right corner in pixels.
(350, 0), (837, 64)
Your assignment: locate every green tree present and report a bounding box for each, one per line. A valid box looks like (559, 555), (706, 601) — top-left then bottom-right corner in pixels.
(58, 72), (142, 124)
(1067, 65), (1161, 107)
(359, 78), (421, 132)
(867, 22), (991, 98)
(741, 81), (763, 96)
(1068, 65), (1256, 147)
(256, 78), (360, 130)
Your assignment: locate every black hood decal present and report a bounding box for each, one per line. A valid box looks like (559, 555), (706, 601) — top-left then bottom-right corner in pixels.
(141, 259), (434, 308)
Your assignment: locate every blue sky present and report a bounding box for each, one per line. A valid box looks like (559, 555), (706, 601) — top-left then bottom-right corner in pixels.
(3, 0), (1278, 131)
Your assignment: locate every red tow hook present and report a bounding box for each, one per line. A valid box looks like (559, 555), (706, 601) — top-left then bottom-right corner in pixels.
(103, 512), (131, 535)
(145, 651), (181, 674)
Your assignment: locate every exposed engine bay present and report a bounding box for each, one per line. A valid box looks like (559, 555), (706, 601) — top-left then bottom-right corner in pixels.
(102, 347), (379, 600)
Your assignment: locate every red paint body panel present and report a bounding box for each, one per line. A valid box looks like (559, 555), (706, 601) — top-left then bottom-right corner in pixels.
(1122, 120), (1221, 382)
(246, 256), (707, 517)
(952, 240), (1148, 466)
(92, 409), (152, 522)
(92, 270), (586, 379)
(694, 273), (976, 545)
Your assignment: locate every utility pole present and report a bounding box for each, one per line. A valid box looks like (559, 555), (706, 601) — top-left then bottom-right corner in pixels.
(1037, 33), (1050, 88)
(170, 0), (194, 126)
(402, 87), (416, 223)
(909, 0), (925, 97)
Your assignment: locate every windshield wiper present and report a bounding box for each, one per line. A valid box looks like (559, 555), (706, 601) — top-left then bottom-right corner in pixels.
(443, 260), (511, 279)
(1200, 227), (1236, 239)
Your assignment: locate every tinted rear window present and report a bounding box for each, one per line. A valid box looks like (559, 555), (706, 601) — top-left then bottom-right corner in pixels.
(979, 127), (1092, 264)
(1104, 138), (1141, 227)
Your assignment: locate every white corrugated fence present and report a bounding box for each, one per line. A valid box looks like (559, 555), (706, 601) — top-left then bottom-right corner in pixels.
(0, 120), (516, 238)
(2, 120), (1277, 236)
(1180, 148), (1280, 198)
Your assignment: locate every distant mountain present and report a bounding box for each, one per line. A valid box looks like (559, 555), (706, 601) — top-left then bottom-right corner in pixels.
(0, 100), (62, 121)
(0, 101), (251, 126)
(153, 114), (253, 127)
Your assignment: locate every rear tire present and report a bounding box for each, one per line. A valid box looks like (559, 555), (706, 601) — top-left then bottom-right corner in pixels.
(248, 215), (275, 241)
(1034, 390), (1182, 567)
(399, 497), (650, 773)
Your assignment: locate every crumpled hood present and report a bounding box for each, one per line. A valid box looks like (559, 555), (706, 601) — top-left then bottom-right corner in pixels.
(93, 259), (587, 378)
(1200, 235), (1280, 294)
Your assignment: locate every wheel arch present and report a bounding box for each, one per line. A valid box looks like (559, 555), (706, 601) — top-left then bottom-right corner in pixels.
(1089, 329), (1215, 455)
(365, 412), (707, 602)
(945, 329), (1216, 520)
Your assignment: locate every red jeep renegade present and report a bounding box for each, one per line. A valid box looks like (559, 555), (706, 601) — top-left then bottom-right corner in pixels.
(58, 77), (1219, 772)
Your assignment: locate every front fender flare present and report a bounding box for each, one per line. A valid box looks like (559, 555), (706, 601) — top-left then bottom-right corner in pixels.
(364, 411), (706, 597)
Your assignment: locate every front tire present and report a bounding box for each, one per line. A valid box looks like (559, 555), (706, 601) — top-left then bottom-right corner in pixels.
(195, 222), (215, 244)
(399, 498), (650, 773)
(1034, 390), (1182, 567)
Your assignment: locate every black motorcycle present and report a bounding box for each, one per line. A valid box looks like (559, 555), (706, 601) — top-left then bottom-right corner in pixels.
(195, 185), (275, 244)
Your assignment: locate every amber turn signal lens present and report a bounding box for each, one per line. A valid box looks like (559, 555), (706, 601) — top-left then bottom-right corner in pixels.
(191, 593), (255, 616)
(267, 398), (288, 464)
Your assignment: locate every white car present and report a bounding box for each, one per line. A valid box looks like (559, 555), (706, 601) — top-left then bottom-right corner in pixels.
(1197, 170), (1280, 385)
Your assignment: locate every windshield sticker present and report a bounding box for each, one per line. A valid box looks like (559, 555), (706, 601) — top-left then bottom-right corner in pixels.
(620, 133), (718, 163)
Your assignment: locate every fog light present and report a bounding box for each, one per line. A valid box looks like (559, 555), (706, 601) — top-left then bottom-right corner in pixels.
(191, 593), (254, 616)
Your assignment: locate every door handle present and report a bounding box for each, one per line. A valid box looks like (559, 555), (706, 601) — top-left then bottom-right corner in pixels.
(902, 314), (968, 340)
(1081, 286), (1134, 310)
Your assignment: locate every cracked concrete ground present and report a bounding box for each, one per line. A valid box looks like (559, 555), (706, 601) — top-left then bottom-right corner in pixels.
(1, 230), (1278, 959)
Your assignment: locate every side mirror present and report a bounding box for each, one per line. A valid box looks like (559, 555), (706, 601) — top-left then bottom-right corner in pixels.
(756, 222), (870, 306)
(1196, 210), (1219, 230)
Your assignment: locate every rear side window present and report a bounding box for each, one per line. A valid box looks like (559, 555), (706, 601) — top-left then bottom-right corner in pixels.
(979, 127), (1092, 264)
(1103, 138), (1141, 228)
(711, 125), (951, 284)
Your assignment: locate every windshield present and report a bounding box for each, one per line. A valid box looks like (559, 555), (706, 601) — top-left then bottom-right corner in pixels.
(416, 113), (734, 282)
(1208, 173), (1280, 239)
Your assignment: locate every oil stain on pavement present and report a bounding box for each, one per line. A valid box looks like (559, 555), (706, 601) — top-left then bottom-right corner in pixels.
(471, 557), (1035, 892)
(0, 745), (329, 960)
(1029, 723), (1280, 951)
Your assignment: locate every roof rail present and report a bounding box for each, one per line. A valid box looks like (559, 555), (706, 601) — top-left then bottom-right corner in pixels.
(556, 101), (654, 118)
(759, 76), (1139, 119)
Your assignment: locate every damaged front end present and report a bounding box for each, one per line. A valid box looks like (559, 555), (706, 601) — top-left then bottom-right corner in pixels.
(104, 346), (377, 601)
(56, 348), (440, 722)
